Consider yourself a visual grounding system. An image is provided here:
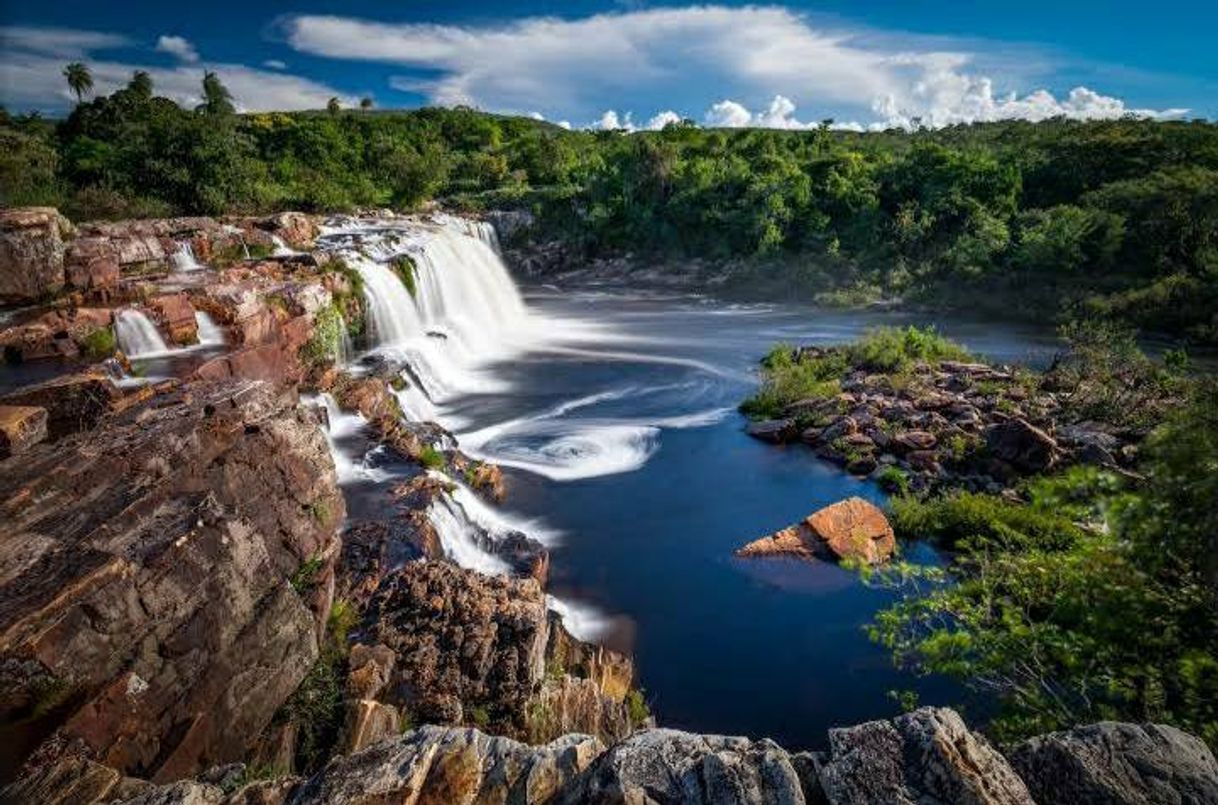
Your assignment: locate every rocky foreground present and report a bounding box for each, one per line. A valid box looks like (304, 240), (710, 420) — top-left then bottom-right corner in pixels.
(1, 208), (1216, 804)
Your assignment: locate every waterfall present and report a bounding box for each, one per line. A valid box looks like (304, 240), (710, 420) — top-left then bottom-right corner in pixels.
(170, 242), (203, 272)
(271, 235), (299, 257)
(115, 310), (171, 358)
(426, 491), (512, 576)
(195, 311), (226, 347)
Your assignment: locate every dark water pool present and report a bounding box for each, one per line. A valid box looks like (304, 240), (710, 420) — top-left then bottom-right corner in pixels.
(435, 287), (1061, 749)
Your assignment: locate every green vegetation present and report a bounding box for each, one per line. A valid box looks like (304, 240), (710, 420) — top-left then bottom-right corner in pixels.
(301, 304), (346, 366)
(625, 689), (651, 728)
(80, 326), (116, 359)
(740, 326), (967, 418)
(5, 74), (1218, 340)
(289, 555), (324, 593)
(417, 445), (446, 470)
(871, 381), (1218, 747)
(392, 254), (419, 298)
(469, 705), (491, 728)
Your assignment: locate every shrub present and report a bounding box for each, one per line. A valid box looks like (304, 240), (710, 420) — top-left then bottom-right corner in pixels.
(625, 689), (651, 728)
(845, 326), (971, 372)
(417, 445), (446, 470)
(740, 344), (846, 419)
(889, 491), (1083, 552)
(80, 326), (116, 359)
(876, 466), (910, 495)
(289, 555), (324, 593)
(301, 304), (345, 366)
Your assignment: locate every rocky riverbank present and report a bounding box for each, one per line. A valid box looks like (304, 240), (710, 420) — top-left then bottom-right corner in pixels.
(1, 208), (1215, 803)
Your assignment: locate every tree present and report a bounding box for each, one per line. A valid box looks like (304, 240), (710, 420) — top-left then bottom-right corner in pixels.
(128, 70), (153, 99)
(359, 97), (373, 111)
(63, 62), (93, 104)
(327, 97), (341, 115)
(199, 71), (235, 116)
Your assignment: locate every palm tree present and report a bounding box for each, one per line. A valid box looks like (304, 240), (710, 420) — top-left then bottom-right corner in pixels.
(129, 70), (153, 98)
(63, 62), (93, 104)
(199, 71), (235, 115)
(359, 97), (373, 111)
(327, 97), (341, 115)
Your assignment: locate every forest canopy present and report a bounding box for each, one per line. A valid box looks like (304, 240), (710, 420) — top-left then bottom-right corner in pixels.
(3, 73), (1217, 342)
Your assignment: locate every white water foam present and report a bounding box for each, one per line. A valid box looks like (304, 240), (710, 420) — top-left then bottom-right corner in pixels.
(309, 393), (389, 484)
(115, 309), (173, 358)
(195, 311), (226, 346)
(546, 595), (612, 642)
(271, 235), (299, 257)
(170, 242), (204, 273)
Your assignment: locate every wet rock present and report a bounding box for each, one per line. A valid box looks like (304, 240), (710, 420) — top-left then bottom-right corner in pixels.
(736, 496), (895, 565)
(819, 707), (1034, 805)
(985, 418), (1060, 473)
(0, 404), (48, 458)
(0, 207), (72, 303)
(746, 419), (797, 444)
(560, 728), (810, 805)
(0, 381), (343, 782)
(150, 293), (199, 345)
(294, 725), (603, 804)
(1007, 721), (1218, 805)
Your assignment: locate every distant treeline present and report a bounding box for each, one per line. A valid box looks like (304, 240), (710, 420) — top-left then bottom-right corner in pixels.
(3, 73), (1217, 341)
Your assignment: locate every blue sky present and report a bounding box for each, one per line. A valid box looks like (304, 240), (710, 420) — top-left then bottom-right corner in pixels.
(1, 0), (1214, 127)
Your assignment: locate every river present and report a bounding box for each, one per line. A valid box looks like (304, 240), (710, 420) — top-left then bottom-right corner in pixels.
(321, 215), (1063, 750)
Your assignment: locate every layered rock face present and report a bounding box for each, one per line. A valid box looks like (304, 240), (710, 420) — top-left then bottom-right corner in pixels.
(0, 380), (344, 783)
(0, 207), (73, 303)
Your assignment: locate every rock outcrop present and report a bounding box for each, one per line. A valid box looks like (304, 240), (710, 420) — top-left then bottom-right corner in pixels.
(818, 708), (1035, 805)
(1008, 721), (1218, 805)
(0, 404), (47, 457)
(0, 381), (344, 783)
(736, 497), (895, 565)
(0, 207), (72, 303)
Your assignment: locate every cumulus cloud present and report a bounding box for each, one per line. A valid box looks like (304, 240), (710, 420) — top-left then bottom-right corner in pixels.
(0, 25), (352, 112)
(155, 35), (199, 63)
(283, 5), (1185, 128)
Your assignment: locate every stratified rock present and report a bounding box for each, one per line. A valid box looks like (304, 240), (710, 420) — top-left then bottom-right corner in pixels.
(0, 404), (48, 458)
(1007, 721), (1218, 805)
(0, 372), (122, 439)
(0, 381), (343, 784)
(0, 207), (71, 303)
(65, 237), (121, 291)
(294, 725), (603, 804)
(984, 418), (1060, 473)
(365, 561), (550, 733)
(746, 419), (797, 444)
(150, 293), (199, 345)
(819, 707), (1034, 805)
(261, 213), (320, 250)
(559, 728), (811, 805)
(736, 497), (895, 565)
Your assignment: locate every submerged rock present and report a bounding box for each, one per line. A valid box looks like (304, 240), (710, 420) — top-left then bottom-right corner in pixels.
(1007, 721), (1218, 805)
(736, 497), (895, 565)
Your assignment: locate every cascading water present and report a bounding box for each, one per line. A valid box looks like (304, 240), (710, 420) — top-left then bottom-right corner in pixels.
(271, 235), (299, 257)
(195, 311), (226, 347)
(171, 242), (203, 272)
(115, 309), (171, 358)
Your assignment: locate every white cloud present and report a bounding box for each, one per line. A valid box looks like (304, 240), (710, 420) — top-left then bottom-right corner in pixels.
(0, 26), (353, 112)
(155, 35), (199, 63)
(283, 6), (1185, 128)
(645, 110), (683, 129)
(263, 59), (288, 70)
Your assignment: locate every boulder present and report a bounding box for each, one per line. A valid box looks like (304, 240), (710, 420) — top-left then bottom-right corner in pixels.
(893, 430), (937, 452)
(1007, 721), (1218, 805)
(746, 419), (797, 444)
(262, 213), (319, 250)
(65, 237), (122, 291)
(0, 404), (48, 458)
(736, 497), (895, 565)
(149, 293), (198, 345)
(0, 381), (343, 783)
(0, 207), (71, 303)
(559, 728), (811, 805)
(985, 418), (1060, 473)
(819, 707), (1034, 805)
(294, 726), (603, 804)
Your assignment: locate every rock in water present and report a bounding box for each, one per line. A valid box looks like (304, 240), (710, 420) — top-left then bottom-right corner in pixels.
(746, 419), (798, 444)
(558, 728), (813, 804)
(1008, 721), (1218, 805)
(819, 707), (1035, 805)
(0, 381), (344, 782)
(736, 497), (895, 564)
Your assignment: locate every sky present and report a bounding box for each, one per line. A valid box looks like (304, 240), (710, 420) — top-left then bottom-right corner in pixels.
(1, 0), (1214, 129)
